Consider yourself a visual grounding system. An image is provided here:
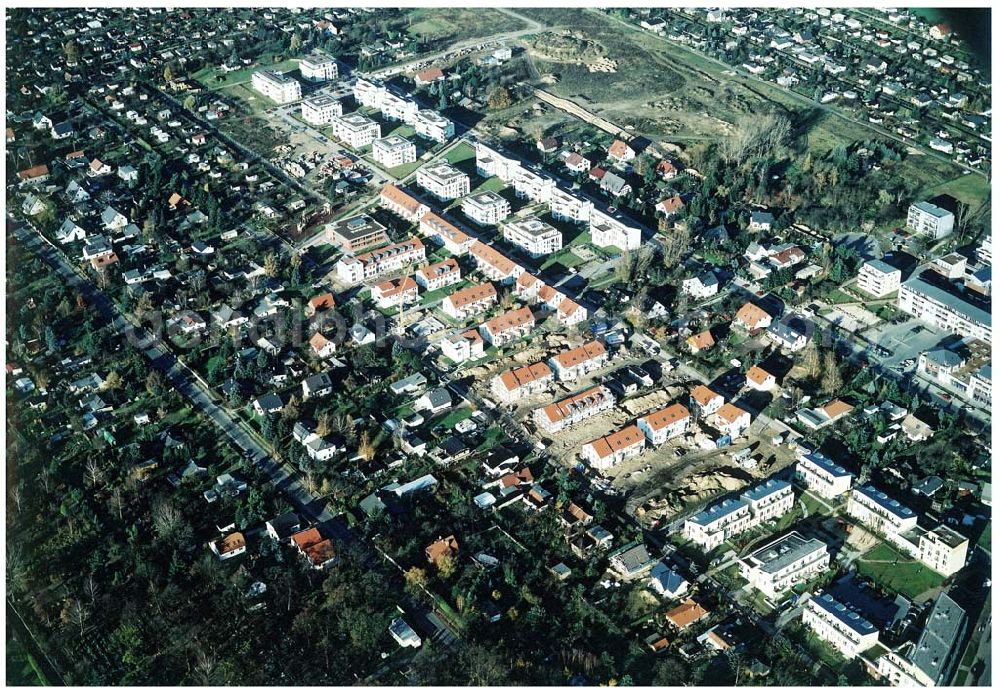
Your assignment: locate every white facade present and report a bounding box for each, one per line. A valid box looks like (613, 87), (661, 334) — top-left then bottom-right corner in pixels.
(907, 201), (955, 239)
(441, 329), (485, 364)
(590, 209), (641, 250)
(300, 52), (339, 81)
(795, 451), (853, 499)
(739, 532), (830, 600)
(803, 594), (880, 659)
(512, 167), (555, 204)
(413, 109), (454, 142)
(846, 486), (919, 539)
(857, 259), (901, 297)
(503, 217), (563, 257)
(548, 341), (608, 382)
(475, 141), (521, 181)
(581, 425), (646, 471)
(335, 238), (426, 284)
(684, 480), (795, 551)
(533, 386), (614, 433)
(462, 191), (510, 226)
(549, 187), (593, 224)
(415, 258), (461, 291)
(301, 93), (343, 125)
(417, 162), (470, 200)
(637, 404), (690, 445)
(372, 135), (417, 168)
(251, 70), (301, 104)
(331, 112), (381, 149)
(897, 275), (991, 343)
(492, 362), (554, 404)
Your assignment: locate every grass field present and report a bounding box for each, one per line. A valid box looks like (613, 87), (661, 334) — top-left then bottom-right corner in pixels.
(405, 8), (525, 43)
(220, 83), (273, 114)
(443, 141), (476, 166)
(193, 57), (300, 90)
(472, 176), (508, 194)
(856, 543), (944, 600)
(977, 521), (991, 552)
(436, 406), (474, 430)
(541, 248), (585, 271)
(925, 173), (992, 208)
(383, 159), (423, 180)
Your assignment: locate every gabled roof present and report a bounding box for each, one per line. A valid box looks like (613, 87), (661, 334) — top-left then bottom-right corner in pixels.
(640, 403), (690, 431)
(665, 598), (708, 629)
(498, 361), (552, 392)
(552, 341), (606, 369)
(586, 424), (645, 459)
(735, 302), (772, 327)
(690, 384), (722, 406)
(746, 365), (774, 386)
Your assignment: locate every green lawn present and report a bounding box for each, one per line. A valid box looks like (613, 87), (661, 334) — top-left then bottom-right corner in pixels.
(387, 123), (416, 139)
(384, 159), (423, 180)
(856, 543), (944, 599)
(825, 287), (856, 305)
(472, 176), (508, 194)
(419, 281), (466, 306)
(443, 141), (476, 166)
(436, 406), (474, 430)
(801, 490), (834, 518)
(220, 83), (274, 113)
(925, 172), (992, 208)
(193, 57), (300, 89)
(541, 249), (585, 271)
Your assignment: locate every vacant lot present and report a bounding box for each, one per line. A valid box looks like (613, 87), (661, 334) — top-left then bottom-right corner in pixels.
(856, 543), (944, 600)
(405, 8), (526, 44)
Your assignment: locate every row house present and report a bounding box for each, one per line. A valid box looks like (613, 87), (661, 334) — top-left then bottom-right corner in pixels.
(803, 593), (880, 660)
(441, 329), (485, 364)
(371, 276), (418, 309)
(739, 531), (830, 600)
(380, 184), (429, 223)
(557, 298), (588, 327)
(469, 241), (524, 284)
(846, 485), (918, 539)
(479, 306), (535, 347)
(581, 424), (646, 471)
(415, 258), (461, 291)
(637, 403), (690, 445)
(335, 237), (426, 284)
(533, 385), (615, 433)
(684, 479), (795, 550)
(492, 361), (554, 404)
(794, 450), (853, 499)
(548, 340), (608, 382)
(440, 281), (497, 320)
(419, 212), (474, 255)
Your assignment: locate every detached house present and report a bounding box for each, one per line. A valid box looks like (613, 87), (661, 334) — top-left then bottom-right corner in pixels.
(607, 139), (636, 163)
(690, 385), (724, 417)
(709, 403), (751, 439)
(101, 205), (128, 232)
(441, 329), (485, 364)
(302, 372), (333, 400)
(734, 302), (773, 332)
(746, 365), (776, 391)
(682, 271), (720, 299)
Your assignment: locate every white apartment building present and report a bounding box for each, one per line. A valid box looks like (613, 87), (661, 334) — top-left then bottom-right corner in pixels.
(897, 273), (991, 343)
(739, 532), (830, 600)
(419, 212), (474, 255)
(416, 162), (470, 200)
(372, 135), (417, 168)
(353, 77), (387, 109)
(442, 329), (485, 364)
(475, 141), (521, 181)
(251, 70), (302, 104)
(914, 525), (969, 576)
(684, 479), (795, 550)
(637, 403), (691, 445)
(549, 187), (593, 224)
(857, 259), (902, 297)
(335, 238), (426, 284)
(492, 362), (554, 404)
(590, 208), (642, 250)
(803, 593), (880, 659)
(381, 92), (419, 123)
(846, 485), (918, 539)
(415, 258), (461, 291)
(533, 385), (615, 433)
(299, 51), (339, 81)
(300, 93), (343, 125)
(440, 281), (497, 320)
(331, 112), (381, 149)
(502, 217), (563, 257)
(581, 424), (646, 471)
(462, 191), (510, 226)
(794, 450), (853, 499)
(413, 109), (454, 142)
(907, 200), (955, 239)
(512, 167), (555, 204)
(548, 341), (608, 382)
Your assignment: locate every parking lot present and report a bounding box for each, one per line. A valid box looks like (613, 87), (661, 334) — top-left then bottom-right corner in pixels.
(862, 318), (949, 369)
